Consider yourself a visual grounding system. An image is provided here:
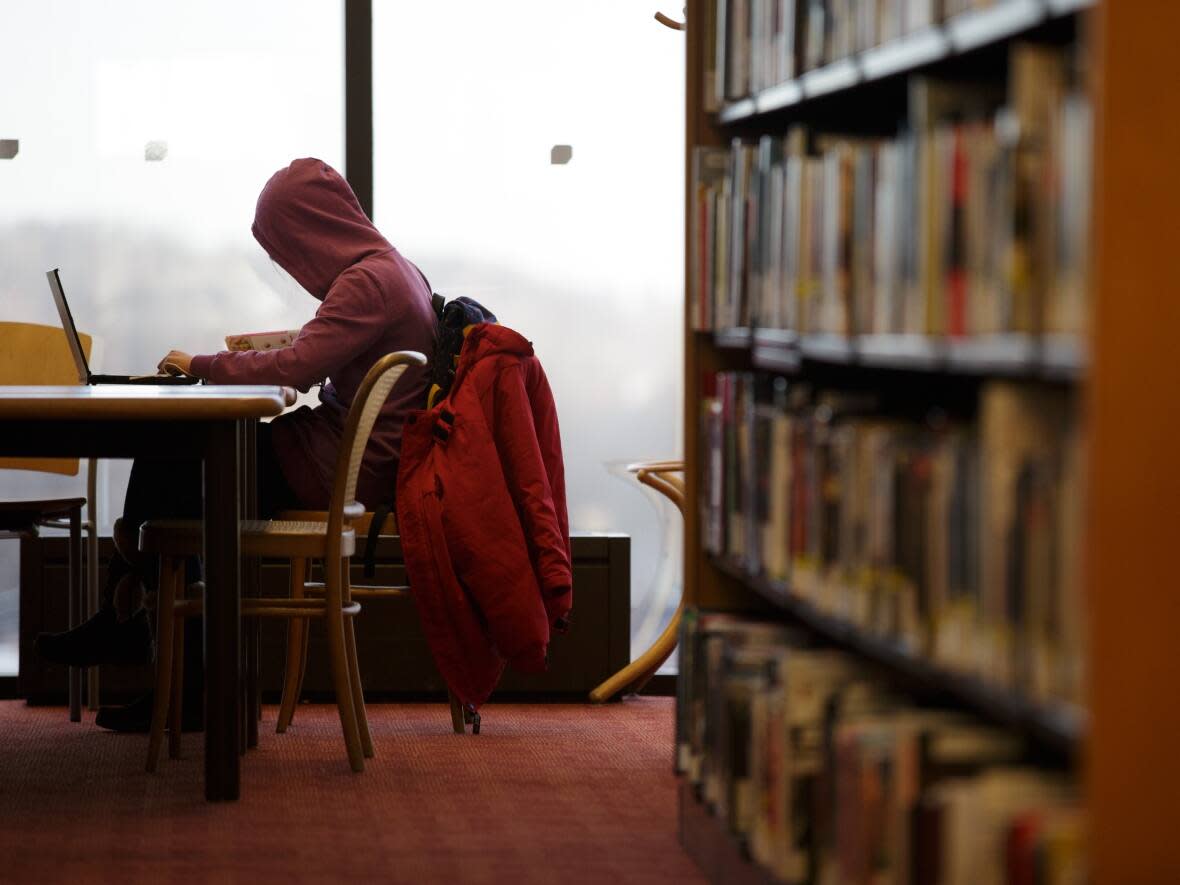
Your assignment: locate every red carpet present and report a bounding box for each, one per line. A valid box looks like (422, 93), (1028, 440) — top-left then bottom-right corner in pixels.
(0, 697), (701, 884)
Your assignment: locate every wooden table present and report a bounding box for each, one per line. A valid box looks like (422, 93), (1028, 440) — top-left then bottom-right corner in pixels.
(0, 385), (288, 800)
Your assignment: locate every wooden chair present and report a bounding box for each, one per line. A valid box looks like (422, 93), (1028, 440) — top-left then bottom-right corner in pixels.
(139, 350), (427, 773)
(272, 517), (471, 736)
(0, 321), (102, 721)
(589, 460), (684, 702)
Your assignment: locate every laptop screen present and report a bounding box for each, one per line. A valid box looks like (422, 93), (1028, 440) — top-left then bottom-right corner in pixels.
(46, 268), (91, 384)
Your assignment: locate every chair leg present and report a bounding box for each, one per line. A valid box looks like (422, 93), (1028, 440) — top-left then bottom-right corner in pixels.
(67, 507), (83, 723)
(168, 611), (186, 760)
(589, 605), (683, 703)
(449, 690), (465, 734)
(345, 618), (373, 758)
(245, 614), (259, 750)
(342, 558), (373, 759)
(325, 560), (365, 772)
(277, 557), (307, 734)
(146, 557), (181, 773)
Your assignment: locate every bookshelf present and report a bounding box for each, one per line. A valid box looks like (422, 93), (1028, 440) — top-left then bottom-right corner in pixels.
(679, 0), (1180, 881)
(712, 554), (1083, 760)
(716, 0), (1092, 123)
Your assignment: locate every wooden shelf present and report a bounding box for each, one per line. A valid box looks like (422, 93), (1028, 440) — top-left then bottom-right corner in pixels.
(946, 0), (1046, 53)
(713, 0), (1093, 126)
(944, 334), (1039, 375)
(679, 780), (774, 885)
(733, 329), (1084, 381)
(751, 328), (801, 372)
(856, 333), (946, 370)
(711, 555), (1086, 762)
(754, 79), (803, 116)
(714, 327), (753, 350)
(798, 333), (857, 364)
(860, 27), (950, 81)
(1041, 335), (1088, 379)
(717, 97), (757, 125)
(799, 58), (859, 99)
(1047, 0), (1090, 12)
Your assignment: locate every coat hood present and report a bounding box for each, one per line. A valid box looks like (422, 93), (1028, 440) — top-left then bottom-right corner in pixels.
(453, 323), (538, 382)
(462, 323), (534, 361)
(449, 323), (534, 393)
(251, 158), (393, 300)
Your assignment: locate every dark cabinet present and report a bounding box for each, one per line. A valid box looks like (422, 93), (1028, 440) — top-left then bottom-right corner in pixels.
(19, 533), (630, 704)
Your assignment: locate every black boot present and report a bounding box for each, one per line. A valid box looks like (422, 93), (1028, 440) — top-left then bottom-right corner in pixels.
(34, 607), (152, 667)
(96, 615), (205, 734)
(95, 689), (205, 734)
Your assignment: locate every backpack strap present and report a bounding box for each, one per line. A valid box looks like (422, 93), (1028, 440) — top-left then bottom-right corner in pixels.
(363, 502), (393, 578)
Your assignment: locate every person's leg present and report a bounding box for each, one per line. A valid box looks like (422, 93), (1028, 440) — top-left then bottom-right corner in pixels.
(91, 426), (293, 731)
(38, 435), (290, 728)
(118, 456), (204, 596)
(256, 421), (300, 518)
(36, 457), (203, 667)
(96, 457), (205, 731)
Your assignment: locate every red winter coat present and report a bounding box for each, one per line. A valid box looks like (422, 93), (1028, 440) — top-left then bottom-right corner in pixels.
(396, 323), (572, 709)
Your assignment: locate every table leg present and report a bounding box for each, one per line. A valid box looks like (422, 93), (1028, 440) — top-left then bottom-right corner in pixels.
(68, 508), (82, 723)
(204, 420), (241, 801)
(243, 420), (260, 750)
(86, 458), (101, 712)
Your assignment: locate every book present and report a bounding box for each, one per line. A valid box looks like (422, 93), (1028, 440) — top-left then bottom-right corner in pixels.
(224, 329), (302, 352)
(681, 613), (1085, 883)
(685, 49), (1089, 345)
(702, 369), (1084, 706)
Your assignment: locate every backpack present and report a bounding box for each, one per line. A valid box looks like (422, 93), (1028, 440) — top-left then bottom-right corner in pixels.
(426, 293), (498, 409)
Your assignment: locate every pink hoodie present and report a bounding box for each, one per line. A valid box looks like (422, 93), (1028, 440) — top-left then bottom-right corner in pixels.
(190, 158), (436, 508)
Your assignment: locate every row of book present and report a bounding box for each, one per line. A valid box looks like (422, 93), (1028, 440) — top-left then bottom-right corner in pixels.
(691, 44), (1091, 343)
(701, 371), (1085, 708)
(677, 612), (1086, 884)
(707, 0), (1054, 106)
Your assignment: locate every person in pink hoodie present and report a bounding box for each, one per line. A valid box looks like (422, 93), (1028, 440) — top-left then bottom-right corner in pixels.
(37, 158), (437, 731)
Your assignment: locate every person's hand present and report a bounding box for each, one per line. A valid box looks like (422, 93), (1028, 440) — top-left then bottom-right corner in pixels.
(158, 350), (194, 377)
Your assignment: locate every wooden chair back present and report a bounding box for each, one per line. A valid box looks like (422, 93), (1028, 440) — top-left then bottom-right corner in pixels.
(325, 351), (427, 541)
(0, 321), (93, 476)
(628, 460), (685, 516)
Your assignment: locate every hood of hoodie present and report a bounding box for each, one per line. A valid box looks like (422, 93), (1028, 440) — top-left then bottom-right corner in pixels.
(251, 158), (393, 300)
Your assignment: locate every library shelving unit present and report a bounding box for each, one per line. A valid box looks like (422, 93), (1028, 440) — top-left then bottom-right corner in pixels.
(678, 0), (1180, 881)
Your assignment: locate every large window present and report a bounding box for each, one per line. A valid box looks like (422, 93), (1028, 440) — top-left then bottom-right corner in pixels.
(0, 2), (686, 677)
(0, 1), (344, 674)
(373, 2), (686, 664)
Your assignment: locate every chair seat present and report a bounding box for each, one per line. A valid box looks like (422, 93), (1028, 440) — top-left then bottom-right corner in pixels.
(172, 596), (361, 619)
(278, 509), (397, 535)
(0, 497), (86, 531)
(140, 519), (356, 559)
(301, 580), (411, 600)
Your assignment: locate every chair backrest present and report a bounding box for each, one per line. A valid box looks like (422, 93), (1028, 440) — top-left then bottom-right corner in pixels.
(630, 460), (686, 516)
(0, 321), (93, 476)
(325, 351), (427, 539)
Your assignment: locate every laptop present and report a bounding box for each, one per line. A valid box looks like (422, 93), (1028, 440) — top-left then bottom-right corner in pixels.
(46, 268), (201, 385)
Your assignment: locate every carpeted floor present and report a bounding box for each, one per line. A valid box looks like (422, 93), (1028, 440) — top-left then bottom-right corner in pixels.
(0, 697), (702, 884)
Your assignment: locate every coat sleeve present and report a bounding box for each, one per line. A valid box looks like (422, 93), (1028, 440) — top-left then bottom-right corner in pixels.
(522, 358), (571, 566)
(189, 267), (387, 392)
(492, 362), (573, 618)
